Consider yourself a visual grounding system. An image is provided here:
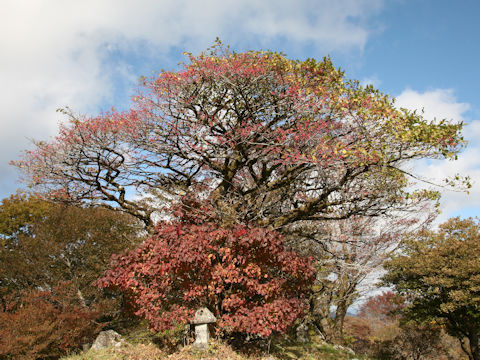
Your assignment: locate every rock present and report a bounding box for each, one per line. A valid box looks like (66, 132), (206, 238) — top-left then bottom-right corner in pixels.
(296, 323), (309, 343)
(333, 344), (356, 355)
(90, 330), (125, 350)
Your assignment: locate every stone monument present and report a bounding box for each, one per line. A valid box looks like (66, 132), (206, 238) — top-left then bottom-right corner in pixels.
(191, 307), (216, 349)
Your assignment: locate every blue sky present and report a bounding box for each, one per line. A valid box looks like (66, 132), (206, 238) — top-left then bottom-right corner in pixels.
(1, 0), (479, 223)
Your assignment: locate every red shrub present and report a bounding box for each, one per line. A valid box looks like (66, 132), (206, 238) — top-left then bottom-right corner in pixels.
(0, 284), (101, 359)
(98, 221), (314, 337)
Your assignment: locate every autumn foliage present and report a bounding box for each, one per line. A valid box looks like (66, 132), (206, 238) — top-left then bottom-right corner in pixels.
(14, 43), (466, 231)
(97, 201), (314, 337)
(0, 284), (101, 360)
(383, 217), (480, 360)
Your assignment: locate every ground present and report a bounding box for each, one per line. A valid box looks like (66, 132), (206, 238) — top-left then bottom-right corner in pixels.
(62, 338), (371, 360)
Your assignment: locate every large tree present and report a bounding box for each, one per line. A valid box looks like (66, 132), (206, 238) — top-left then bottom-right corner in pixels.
(383, 217), (480, 360)
(13, 43), (466, 231)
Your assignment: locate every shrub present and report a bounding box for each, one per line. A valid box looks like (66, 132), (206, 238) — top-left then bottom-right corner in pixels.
(0, 284), (102, 359)
(98, 218), (314, 338)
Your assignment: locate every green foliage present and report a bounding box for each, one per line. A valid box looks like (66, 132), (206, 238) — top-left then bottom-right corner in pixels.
(0, 192), (51, 243)
(0, 193), (144, 314)
(383, 217), (480, 359)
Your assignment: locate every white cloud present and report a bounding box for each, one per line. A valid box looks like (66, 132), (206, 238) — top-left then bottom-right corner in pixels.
(0, 0), (383, 196)
(395, 88), (479, 222)
(395, 88), (470, 123)
(360, 76), (382, 88)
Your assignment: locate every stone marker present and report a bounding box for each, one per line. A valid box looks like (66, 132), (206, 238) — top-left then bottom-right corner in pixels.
(191, 307), (216, 348)
(296, 322), (309, 343)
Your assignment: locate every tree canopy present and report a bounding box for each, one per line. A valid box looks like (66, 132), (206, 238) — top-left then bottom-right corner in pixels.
(383, 217), (480, 360)
(14, 43), (466, 230)
(0, 193), (144, 310)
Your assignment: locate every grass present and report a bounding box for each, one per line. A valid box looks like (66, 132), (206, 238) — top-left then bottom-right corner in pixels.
(63, 343), (166, 360)
(62, 337), (372, 360)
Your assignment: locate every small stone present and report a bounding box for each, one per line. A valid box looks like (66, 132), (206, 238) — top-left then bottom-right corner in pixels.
(333, 344), (355, 355)
(91, 330), (125, 350)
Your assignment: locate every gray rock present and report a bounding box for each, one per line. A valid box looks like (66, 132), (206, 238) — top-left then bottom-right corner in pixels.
(90, 330), (125, 350)
(333, 344), (356, 355)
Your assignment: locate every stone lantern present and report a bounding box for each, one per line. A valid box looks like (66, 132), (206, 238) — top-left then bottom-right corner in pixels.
(191, 307), (216, 348)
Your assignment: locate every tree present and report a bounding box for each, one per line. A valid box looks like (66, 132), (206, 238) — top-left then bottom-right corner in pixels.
(97, 199), (315, 338)
(13, 43), (467, 232)
(0, 193), (144, 313)
(346, 291), (460, 360)
(0, 193), (52, 246)
(300, 211), (429, 343)
(383, 217), (480, 360)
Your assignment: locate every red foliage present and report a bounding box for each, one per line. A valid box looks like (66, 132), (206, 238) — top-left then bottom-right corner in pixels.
(0, 284), (101, 360)
(97, 220), (314, 337)
(357, 291), (406, 321)
(14, 45), (465, 230)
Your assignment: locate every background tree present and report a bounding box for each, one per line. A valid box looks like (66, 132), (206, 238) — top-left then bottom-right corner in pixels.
(298, 211), (430, 344)
(383, 217), (480, 360)
(0, 192), (51, 244)
(14, 43), (467, 233)
(0, 192), (144, 314)
(345, 291), (461, 360)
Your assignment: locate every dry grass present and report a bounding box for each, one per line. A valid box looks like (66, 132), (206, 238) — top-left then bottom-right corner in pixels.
(62, 338), (370, 360)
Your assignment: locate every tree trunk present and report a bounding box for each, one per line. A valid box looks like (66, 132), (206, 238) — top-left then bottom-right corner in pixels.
(77, 288), (87, 308)
(332, 302), (348, 344)
(469, 330), (479, 360)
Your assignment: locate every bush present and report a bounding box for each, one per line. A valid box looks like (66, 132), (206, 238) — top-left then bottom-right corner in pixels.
(0, 284), (102, 360)
(98, 213), (314, 339)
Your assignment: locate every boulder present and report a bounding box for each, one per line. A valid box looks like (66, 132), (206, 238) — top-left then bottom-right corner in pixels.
(90, 330), (125, 350)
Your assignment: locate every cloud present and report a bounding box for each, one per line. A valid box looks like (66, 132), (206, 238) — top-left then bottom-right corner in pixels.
(360, 76), (382, 88)
(395, 88), (479, 222)
(1, 0), (384, 196)
(395, 88), (470, 123)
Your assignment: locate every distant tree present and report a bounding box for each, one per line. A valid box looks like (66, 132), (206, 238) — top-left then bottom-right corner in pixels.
(357, 291), (405, 322)
(303, 212), (427, 344)
(383, 217), (480, 360)
(0, 193), (144, 313)
(97, 198), (315, 338)
(14, 43), (467, 233)
(346, 291), (459, 360)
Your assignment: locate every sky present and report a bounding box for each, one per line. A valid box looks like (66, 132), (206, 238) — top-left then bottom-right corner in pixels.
(1, 0), (479, 223)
